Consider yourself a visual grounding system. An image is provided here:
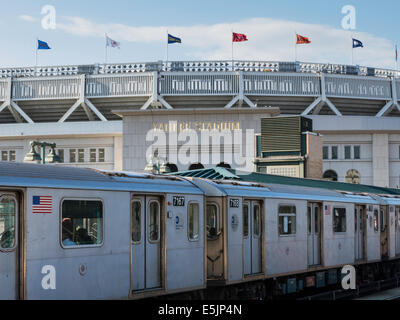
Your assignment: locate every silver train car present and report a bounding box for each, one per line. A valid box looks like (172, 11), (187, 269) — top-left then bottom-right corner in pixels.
(0, 162), (400, 300)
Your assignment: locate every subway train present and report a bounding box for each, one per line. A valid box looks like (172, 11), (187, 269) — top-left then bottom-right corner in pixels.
(0, 161), (400, 300)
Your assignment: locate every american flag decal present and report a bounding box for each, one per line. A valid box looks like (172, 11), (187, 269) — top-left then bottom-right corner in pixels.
(32, 196), (52, 214)
(325, 205), (331, 215)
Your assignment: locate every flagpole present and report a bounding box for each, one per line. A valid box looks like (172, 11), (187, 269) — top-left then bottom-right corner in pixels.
(231, 29), (234, 71)
(294, 32), (297, 62)
(166, 30), (169, 71)
(104, 33), (108, 64)
(351, 33), (354, 65)
(35, 37), (38, 76)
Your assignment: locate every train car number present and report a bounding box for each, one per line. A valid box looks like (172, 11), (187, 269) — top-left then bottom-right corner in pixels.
(173, 196), (185, 206)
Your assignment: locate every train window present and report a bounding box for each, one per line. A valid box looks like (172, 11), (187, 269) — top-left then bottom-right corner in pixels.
(131, 201), (141, 243)
(253, 204), (261, 237)
(61, 199), (103, 248)
(243, 204), (249, 238)
(307, 206), (311, 235)
(0, 196), (16, 250)
(374, 210), (379, 232)
(188, 203), (199, 241)
(315, 207), (320, 234)
(380, 209), (385, 232)
(278, 205), (296, 236)
(149, 201), (160, 243)
(333, 208), (346, 233)
(206, 204), (218, 238)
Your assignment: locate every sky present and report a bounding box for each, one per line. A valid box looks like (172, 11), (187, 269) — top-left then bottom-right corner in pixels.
(1, 0), (400, 69)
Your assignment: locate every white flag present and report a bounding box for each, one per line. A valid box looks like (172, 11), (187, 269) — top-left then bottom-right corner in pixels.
(106, 36), (120, 49)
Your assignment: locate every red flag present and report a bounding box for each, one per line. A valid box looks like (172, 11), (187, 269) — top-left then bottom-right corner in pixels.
(233, 32), (248, 42)
(296, 34), (311, 44)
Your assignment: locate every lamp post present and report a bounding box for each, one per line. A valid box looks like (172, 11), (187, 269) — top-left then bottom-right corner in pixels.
(24, 141), (61, 164)
(144, 156), (171, 174)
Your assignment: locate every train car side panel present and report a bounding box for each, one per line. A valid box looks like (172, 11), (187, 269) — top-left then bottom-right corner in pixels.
(165, 193), (205, 292)
(265, 199), (308, 276)
(226, 197), (243, 282)
(25, 188), (131, 300)
(323, 202), (354, 267)
(366, 205), (381, 262)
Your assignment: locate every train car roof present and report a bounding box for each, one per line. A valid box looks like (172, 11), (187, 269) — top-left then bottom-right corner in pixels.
(0, 162), (203, 195)
(187, 177), (379, 204)
(170, 167), (400, 196)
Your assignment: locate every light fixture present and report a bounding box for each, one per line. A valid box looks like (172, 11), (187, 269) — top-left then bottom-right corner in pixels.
(45, 146), (61, 164)
(144, 159), (157, 174)
(159, 162), (171, 174)
(24, 141), (62, 164)
(24, 142), (41, 163)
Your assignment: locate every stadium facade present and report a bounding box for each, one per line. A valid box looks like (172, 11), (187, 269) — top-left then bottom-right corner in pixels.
(0, 60), (399, 188)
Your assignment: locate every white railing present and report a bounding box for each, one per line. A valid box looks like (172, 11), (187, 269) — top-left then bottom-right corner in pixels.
(243, 73), (320, 96)
(86, 73), (153, 98)
(324, 74), (392, 100)
(1, 60), (399, 78)
(0, 80), (8, 101)
(12, 76), (81, 101)
(0, 66), (397, 102)
(160, 72), (239, 95)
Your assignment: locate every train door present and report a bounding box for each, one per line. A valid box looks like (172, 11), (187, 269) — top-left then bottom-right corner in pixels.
(307, 203), (321, 266)
(380, 206), (389, 260)
(243, 201), (262, 276)
(396, 207), (400, 256)
(0, 193), (19, 300)
(206, 199), (224, 280)
(354, 205), (366, 261)
(131, 196), (161, 291)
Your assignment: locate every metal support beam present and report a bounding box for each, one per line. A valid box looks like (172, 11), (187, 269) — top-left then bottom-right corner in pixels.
(224, 96), (239, 109)
(10, 101), (34, 123)
(84, 98), (108, 121)
(141, 97), (153, 110)
(58, 75), (108, 122)
(376, 101), (395, 117)
(238, 71), (244, 107)
(376, 78), (399, 117)
(0, 101), (8, 114)
(141, 72), (173, 110)
(243, 96), (256, 108)
(302, 97), (323, 116)
(58, 99), (84, 123)
(81, 102), (96, 121)
(325, 98), (342, 116)
(8, 105), (23, 123)
(302, 74), (342, 116)
(158, 97), (173, 110)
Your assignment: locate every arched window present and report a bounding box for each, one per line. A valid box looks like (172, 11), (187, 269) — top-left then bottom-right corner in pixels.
(323, 170), (338, 182)
(345, 169), (361, 184)
(216, 162), (231, 169)
(189, 163), (204, 171)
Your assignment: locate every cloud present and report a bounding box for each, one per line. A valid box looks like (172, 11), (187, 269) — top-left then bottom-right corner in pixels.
(57, 16), (397, 69)
(19, 15), (37, 22)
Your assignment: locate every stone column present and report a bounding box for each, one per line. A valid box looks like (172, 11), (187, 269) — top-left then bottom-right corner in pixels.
(113, 136), (123, 171)
(372, 134), (389, 187)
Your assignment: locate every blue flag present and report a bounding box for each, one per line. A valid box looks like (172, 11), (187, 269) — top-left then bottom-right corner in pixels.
(38, 40), (51, 50)
(168, 34), (181, 44)
(352, 38), (363, 49)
